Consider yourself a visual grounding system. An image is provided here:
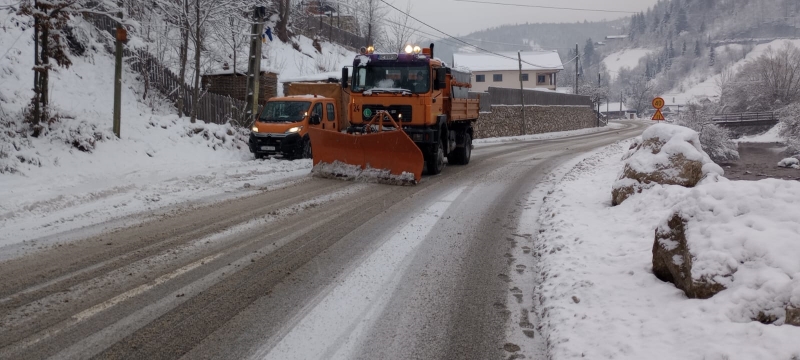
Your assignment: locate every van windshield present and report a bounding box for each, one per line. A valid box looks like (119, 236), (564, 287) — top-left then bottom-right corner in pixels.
(259, 101), (311, 122)
(352, 65), (430, 94)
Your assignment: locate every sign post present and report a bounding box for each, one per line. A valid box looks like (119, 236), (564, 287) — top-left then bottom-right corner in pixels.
(652, 97), (665, 121)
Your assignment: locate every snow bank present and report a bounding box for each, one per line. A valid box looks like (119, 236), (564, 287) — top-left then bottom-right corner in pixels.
(534, 141), (800, 360)
(656, 179), (800, 323)
(778, 157), (800, 169)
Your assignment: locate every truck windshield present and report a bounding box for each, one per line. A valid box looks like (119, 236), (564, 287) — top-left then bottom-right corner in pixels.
(259, 101), (311, 122)
(352, 65), (430, 94)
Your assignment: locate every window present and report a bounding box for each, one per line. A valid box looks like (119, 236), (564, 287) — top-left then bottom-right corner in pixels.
(475, 74), (485, 82)
(352, 65), (430, 94)
(521, 74), (529, 81)
(312, 103), (323, 121)
(493, 74), (503, 82)
(259, 101), (311, 123)
(537, 75), (547, 84)
(326, 103), (336, 122)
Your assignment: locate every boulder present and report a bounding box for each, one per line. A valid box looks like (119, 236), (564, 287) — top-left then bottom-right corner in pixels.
(787, 307), (800, 327)
(652, 213), (727, 299)
(612, 124), (722, 206)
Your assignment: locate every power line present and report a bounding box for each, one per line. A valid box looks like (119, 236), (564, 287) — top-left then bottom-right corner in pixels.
(452, 0), (636, 14)
(378, 0), (562, 70)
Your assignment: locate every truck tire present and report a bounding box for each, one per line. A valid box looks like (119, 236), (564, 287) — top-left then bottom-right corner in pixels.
(447, 132), (472, 165)
(426, 139), (445, 175)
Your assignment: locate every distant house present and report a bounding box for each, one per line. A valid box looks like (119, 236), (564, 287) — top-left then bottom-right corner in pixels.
(605, 35), (629, 41)
(453, 51), (564, 93)
(600, 102), (637, 119)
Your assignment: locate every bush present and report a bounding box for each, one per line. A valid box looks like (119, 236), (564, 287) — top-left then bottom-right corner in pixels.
(777, 103), (800, 155)
(675, 110), (740, 163)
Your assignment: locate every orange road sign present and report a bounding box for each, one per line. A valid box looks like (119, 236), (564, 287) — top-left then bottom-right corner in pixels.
(652, 109), (665, 121)
(652, 97), (665, 109)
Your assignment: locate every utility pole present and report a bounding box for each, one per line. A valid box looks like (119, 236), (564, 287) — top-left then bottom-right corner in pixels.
(33, 0), (39, 124)
(245, 6), (266, 126)
(575, 43), (579, 95)
(597, 73), (601, 127)
(113, 0), (123, 138)
(519, 51), (526, 135)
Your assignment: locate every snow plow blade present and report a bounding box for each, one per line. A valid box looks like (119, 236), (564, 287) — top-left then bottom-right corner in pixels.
(308, 126), (424, 185)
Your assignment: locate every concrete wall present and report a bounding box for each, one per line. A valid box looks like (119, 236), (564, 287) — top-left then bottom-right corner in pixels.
(474, 105), (597, 139)
(471, 70), (557, 92)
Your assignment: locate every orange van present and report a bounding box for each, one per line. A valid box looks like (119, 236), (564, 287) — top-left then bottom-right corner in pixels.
(249, 96), (342, 159)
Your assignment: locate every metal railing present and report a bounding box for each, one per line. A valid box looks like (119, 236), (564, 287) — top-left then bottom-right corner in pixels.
(711, 112), (776, 123)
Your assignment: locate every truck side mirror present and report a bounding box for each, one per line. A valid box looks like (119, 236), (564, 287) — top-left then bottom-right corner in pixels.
(341, 67), (349, 89)
(433, 68), (446, 90)
(310, 114), (321, 125)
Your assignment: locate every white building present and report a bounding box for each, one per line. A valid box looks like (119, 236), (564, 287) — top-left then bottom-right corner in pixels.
(453, 51), (564, 93)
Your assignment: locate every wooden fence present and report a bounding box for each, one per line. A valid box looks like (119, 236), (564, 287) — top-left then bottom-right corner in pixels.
(85, 13), (254, 125)
(470, 87), (592, 112)
(294, 14), (367, 50)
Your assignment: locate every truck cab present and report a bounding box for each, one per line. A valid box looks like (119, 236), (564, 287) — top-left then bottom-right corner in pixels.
(249, 96), (340, 159)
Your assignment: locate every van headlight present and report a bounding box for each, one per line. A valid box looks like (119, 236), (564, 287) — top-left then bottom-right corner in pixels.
(251, 126), (259, 133)
(286, 126), (303, 134)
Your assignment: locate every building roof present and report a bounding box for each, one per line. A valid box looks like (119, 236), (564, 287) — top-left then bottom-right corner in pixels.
(599, 102), (633, 113)
(453, 51), (564, 72)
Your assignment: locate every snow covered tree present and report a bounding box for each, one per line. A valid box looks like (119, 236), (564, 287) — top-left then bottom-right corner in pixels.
(583, 38), (595, 67)
(675, 7), (689, 33)
(694, 40), (701, 57)
(777, 103), (800, 154)
(675, 109), (739, 163)
(709, 45), (716, 67)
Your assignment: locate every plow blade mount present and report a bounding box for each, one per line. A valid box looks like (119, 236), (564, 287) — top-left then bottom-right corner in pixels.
(308, 127), (424, 184)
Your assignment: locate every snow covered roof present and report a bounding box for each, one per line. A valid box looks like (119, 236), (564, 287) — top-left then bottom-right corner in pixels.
(599, 102), (633, 113)
(281, 71), (341, 84)
(453, 51), (564, 72)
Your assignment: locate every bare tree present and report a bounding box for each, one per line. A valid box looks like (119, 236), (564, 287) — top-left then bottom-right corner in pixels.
(382, 0), (416, 53)
(626, 74), (656, 115)
(275, 0), (291, 42)
(357, 0), (386, 47)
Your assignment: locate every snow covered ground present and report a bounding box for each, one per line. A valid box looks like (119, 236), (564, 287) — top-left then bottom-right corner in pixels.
(602, 48), (654, 81)
(525, 139), (800, 360)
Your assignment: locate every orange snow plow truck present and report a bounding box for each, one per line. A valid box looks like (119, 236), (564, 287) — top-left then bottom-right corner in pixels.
(308, 44), (479, 184)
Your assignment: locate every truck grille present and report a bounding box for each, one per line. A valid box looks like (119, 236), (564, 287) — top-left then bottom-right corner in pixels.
(362, 105), (413, 122)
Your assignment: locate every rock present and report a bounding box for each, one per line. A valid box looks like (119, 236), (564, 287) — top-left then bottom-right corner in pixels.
(503, 343), (521, 352)
(778, 157), (800, 169)
(787, 307), (800, 327)
(652, 213), (727, 299)
(612, 125), (719, 206)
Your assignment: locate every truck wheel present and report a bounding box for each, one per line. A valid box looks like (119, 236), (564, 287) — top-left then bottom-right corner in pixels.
(302, 139), (312, 159)
(447, 132), (472, 165)
(426, 139), (445, 175)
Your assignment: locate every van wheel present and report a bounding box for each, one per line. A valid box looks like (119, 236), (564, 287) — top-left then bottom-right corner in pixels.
(302, 139), (312, 159)
(426, 139), (445, 175)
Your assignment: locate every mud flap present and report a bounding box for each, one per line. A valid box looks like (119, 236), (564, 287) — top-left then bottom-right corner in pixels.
(308, 127), (424, 184)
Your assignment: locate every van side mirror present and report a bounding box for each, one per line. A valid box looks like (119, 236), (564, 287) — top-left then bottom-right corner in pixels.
(310, 114), (321, 125)
(341, 67), (349, 89)
(433, 68), (446, 90)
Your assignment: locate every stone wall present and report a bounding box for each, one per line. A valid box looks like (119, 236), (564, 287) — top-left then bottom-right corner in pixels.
(474, 105), (597, 139)
(201, 72), (278, 105)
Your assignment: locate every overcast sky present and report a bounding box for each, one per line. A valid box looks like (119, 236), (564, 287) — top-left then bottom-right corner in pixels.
(389, 0), (661, 36)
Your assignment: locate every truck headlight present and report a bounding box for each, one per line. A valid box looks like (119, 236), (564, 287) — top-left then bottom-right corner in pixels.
(251, 126), (259, 133)
(286, 126), (303, 134)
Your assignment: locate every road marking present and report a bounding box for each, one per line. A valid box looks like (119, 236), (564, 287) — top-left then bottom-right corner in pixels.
(8, 253), (222, 353)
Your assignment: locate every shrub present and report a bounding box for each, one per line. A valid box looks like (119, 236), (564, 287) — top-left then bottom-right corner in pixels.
(777, 103), (800, 155)
(675, 110), (740, 163)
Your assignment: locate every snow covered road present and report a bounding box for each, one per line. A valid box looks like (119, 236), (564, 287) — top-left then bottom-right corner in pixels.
(0, 121), (647, 360)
